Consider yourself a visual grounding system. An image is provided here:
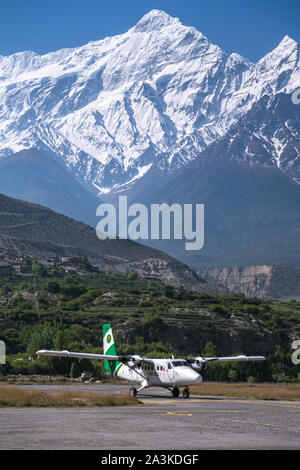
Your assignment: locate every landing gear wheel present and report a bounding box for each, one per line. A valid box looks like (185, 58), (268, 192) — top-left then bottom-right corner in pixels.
(130, 387), (137, 397)
(183, 388), (190, 399)
(172, 387), (180, 398)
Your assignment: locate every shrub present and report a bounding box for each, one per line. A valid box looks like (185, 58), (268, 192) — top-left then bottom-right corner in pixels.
(127, 272), (138, 280)
(44, 280), (61, 294)
(62, 284), (86, 298)
(65, 300), (80, 311)
(70, 362), (80, 378)
(164, 285), (175, 298)
(247, 376), (257, 384)
(228, 369), (238, 382)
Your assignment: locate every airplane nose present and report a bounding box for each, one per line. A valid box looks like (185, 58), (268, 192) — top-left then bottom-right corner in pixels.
(192, 370), (202, 383)
(181, 367), (202, 384)
(194, 372), (202, 383)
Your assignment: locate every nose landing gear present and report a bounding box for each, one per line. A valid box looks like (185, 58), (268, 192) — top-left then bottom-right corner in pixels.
(171, 387), (190, 398)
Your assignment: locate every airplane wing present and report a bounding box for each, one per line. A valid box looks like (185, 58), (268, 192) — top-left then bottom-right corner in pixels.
(188, 355), (265, 365)
(203, 355), (265, 363)
(36, 350), (154, 364)
(36, 349), (125, 361)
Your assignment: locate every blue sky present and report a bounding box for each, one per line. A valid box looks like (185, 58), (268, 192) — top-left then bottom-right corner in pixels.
(1, 0), (299, 62)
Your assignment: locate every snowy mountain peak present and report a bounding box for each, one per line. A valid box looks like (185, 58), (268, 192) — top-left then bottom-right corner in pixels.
(0, 10), (299, 196)
(133, 9), (181, 32)
(267, 34), (299, 62)
(277, 34), (298, 48)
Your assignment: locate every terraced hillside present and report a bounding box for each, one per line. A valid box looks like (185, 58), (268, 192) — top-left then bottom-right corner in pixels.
(0, 267), (299, 383)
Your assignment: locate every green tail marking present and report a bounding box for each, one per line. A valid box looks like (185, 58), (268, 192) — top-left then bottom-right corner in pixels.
(103, 324), (122, 375)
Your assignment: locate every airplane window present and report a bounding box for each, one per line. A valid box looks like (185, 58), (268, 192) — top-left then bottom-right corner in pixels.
(168, 363), (172, 369)
(172, 361), (184, 367)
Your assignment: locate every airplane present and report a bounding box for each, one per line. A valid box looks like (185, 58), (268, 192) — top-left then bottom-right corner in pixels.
(37, 323), (265, 398)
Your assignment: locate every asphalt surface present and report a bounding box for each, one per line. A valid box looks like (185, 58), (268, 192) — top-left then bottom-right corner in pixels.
(0, 384), (299, 450)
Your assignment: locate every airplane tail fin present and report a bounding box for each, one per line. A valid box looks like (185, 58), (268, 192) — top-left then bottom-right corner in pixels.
(103, 324), (121, 375)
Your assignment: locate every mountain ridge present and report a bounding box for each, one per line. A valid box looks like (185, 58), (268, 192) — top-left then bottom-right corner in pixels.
(0, 191), (227, 293)
(0, 9), (299, 267)
(0, 9), (299, 197)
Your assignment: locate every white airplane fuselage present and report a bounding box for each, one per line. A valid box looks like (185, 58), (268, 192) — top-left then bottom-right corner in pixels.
(115, 358), (202, 388)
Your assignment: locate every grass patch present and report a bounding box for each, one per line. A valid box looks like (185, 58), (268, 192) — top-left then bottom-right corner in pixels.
(190, 382), (300, 401)
(0, 386), (142, 407)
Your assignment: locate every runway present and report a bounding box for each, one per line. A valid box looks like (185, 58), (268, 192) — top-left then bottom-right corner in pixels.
(0, 384), (299, 449)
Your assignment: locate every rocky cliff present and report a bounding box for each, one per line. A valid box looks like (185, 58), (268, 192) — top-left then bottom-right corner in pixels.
(197, 265), (300, 300)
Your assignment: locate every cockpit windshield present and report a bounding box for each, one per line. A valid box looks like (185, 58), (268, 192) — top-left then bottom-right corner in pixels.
(172, 360), (188, 367)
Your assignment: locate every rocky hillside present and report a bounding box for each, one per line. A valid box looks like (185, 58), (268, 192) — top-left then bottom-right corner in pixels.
(197, 265), (300, 300)
(0, 192), (224, 293)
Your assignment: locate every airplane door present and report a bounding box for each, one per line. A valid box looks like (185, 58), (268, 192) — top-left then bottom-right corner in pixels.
(160, 363), (170, 385)
(166, 362), (174, 383)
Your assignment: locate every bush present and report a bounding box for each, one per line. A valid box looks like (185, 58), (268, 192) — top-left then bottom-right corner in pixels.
(0, 285), (11, 295)
(62, 284), (86, 298)
(9, 359), (37, 375)
(65, 300), (80, 311)
(247, 376), (257, 384)
(10, 296), (33, 310)
(138, 300), (153, 307)
(127, 272), (138, 280)
(32, 260), (47, 278)
(164, 285), (175, 298)
(228, 369), (238, 382)
(37, 296), (49, 307)
(44, 280), (61, 294)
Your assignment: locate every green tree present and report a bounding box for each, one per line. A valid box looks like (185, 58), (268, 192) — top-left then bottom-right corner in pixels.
(70, 362), (80, 378)
(44, 280), (61, 294)
(128, 272), (138, 280)
(164, 285), (175, 298)
(54, 330), (66, 350)
(228, 369), (238, 382)
(62, 284), (86, 298)
(26, 326), (55, 356)
(202, 341), (218, 357)
(32, 259), (47, 278)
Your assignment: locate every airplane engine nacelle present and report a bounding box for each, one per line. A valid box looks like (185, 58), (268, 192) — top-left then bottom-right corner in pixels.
(127, 361), (136, 368)
(187, 356), (207, 371)
(128, 356), (142, 368)
(190, 362), (204, 371)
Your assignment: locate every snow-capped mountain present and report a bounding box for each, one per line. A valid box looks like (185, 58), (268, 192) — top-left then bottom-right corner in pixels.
(140, 90), (300, 266)
(0, 9), (299, 198)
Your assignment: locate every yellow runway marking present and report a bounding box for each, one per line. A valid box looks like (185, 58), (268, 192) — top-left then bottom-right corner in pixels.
(0, 407), (299, 432)
(166, 411), (193, 416)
